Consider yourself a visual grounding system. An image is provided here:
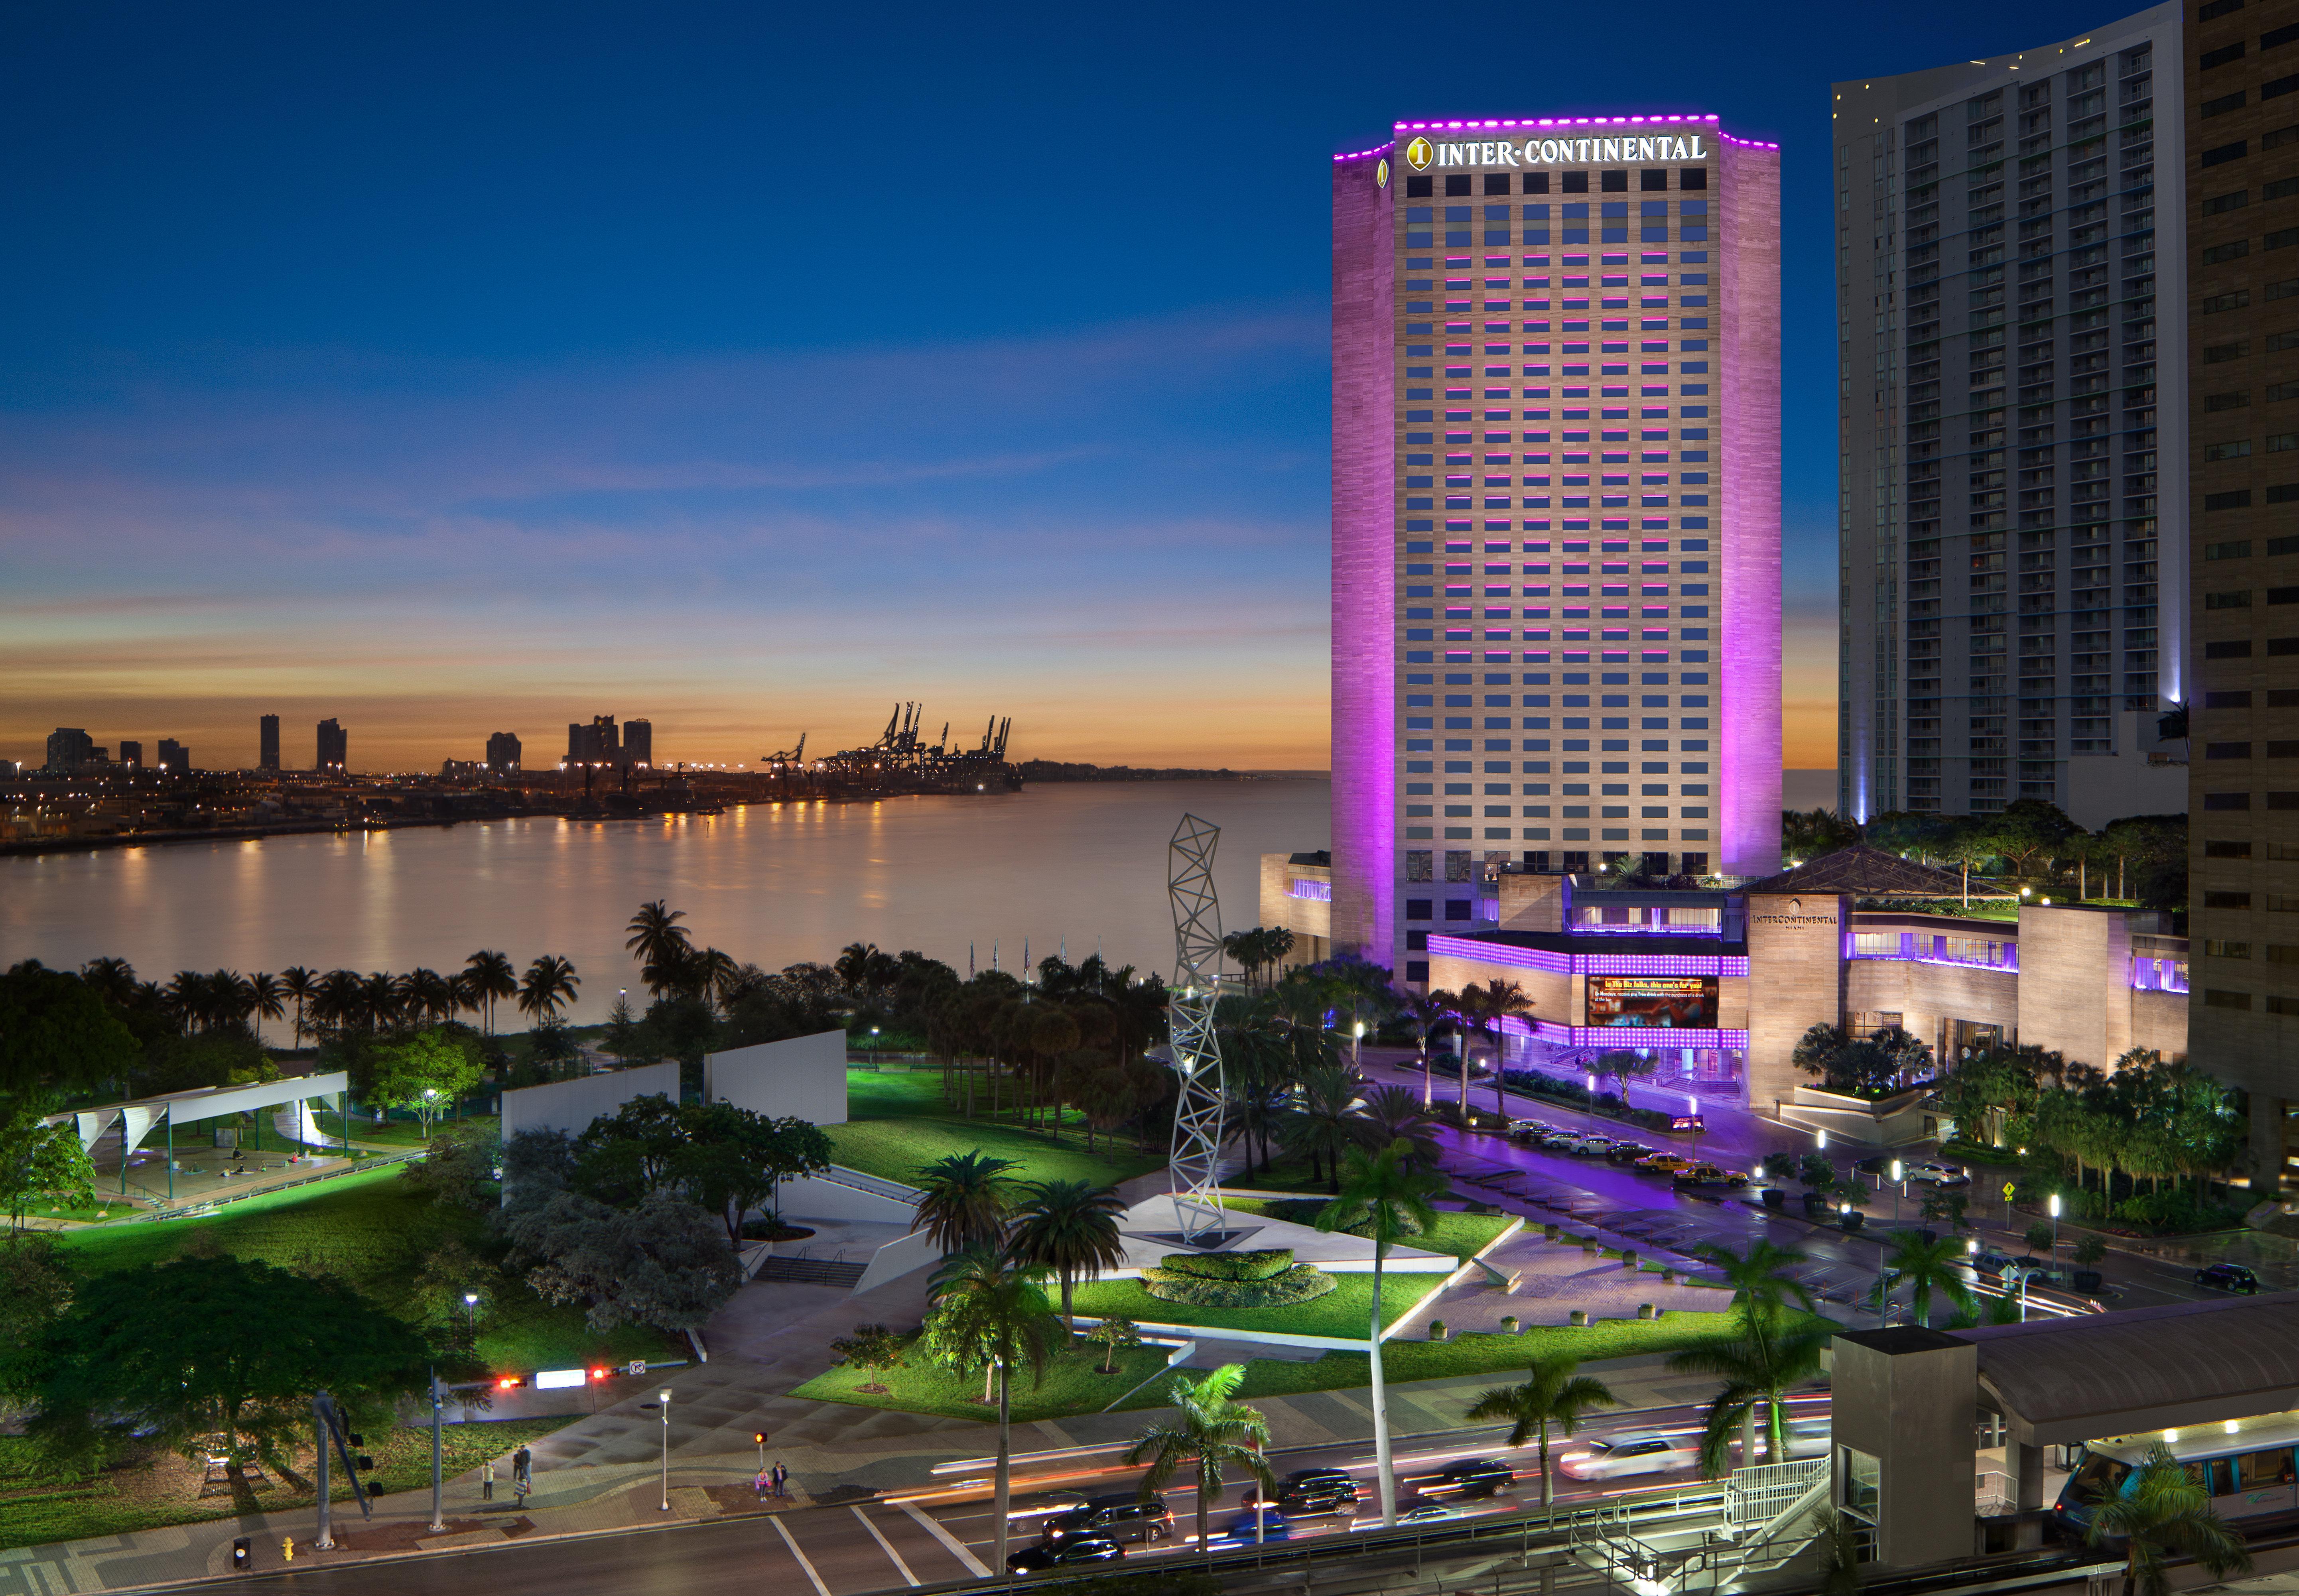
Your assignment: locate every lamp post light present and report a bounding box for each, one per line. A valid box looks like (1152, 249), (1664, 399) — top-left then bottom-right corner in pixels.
(463, 1291), (479, 1347)
(658, 1389), (673, 1511)
(1890, 1159), (1904, 1227)
(1352, 1019), (1365, 1069)
(869, 1026), (880, 1066)
(2048, 1191), (2061, 1258)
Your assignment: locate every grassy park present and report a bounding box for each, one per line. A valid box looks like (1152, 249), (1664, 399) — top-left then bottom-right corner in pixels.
(825, 1069), (1168, 1188)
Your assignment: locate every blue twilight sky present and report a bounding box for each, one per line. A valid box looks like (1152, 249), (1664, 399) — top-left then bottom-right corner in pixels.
(0, 0), (2119, 773)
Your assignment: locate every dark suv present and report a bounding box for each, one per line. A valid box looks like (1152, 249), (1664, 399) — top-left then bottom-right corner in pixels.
(1412, 1458), (1515, 1499)
(1268, 1468), (1359, 1515)
(1042, 1493), (1173, 1545)
(1605, 1142), (1655, 1165)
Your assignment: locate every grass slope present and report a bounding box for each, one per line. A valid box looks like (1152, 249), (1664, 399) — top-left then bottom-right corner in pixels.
(1219, 1198), (1514, 1264)
(789, 1343), (1180, 1424)
(1068, 1271), (1441, 1341)
(55, 1167), (677, 1373)
(825, 1071), (1166, 1189)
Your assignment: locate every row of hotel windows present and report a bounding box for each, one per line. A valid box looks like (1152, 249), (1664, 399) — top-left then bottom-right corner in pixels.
(1405, 169), (1708, 197)
(1402, 849), (1710, 882)
(1410, 760), (1708, 773)
(1412, 782), (1709, 795)
(1405, 410), (1715, 435)
(1407, 276), (1709, 303)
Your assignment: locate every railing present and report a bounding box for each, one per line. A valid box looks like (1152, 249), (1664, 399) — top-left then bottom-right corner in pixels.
(1725, 1457), (1827, 1529)
(816, 1164), (926, 1202)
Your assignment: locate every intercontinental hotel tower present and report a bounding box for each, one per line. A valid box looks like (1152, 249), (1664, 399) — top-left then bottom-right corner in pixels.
(1331, 115), (1783, 985)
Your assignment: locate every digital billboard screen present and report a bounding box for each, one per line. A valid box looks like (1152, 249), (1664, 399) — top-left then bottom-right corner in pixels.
(1586, 975), (1718, 1029)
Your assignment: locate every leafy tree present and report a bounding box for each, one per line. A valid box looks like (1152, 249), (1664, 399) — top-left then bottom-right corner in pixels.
(0, 960), (139, 1102)
(910, 1150), (1019, 1254)
(926, 1248), (1061, 1572)
(676, 1103), (831, 1248)
(502, 1189), (741, 1333)
(1280, 1066), (1369, 1191)
(370, 1028), (483, 1136)
(1006, 1179), (1128, 1333)
(408, 1236), (500, 1339)
(0, 1108), (96, 1230)
(1087, 1316), (1143, 1374)
(1984, 799), (2078, 877)
(1317, 1139), (1446, 1526)
(20, 1256), (429, 1474)
(2073, 1233), (2108, 1267)
(1465, 1356), (1618, 1524)
(496, 1126), (578, 1211)
(399, 1122), (501, 1211)
(1128, 1364), (1277, 1551)
(829, 1323), (906, 1393)
(603, 993), (648, 1065)
(642, 993), (719, 1067)
(572, 1092), (690, 1203)
(2086, 1441), (2253, 1596)
(0, 1232), (75, 1393)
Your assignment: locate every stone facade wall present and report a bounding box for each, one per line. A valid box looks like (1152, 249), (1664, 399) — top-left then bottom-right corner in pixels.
(1718, 136), (1783, 879)
(2014, 905), (2133, 1069)
(1744, 891), (1845, 1106)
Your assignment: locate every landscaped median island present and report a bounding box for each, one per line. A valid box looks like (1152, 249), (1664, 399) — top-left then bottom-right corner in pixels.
(824, 1069), (1168, 1189)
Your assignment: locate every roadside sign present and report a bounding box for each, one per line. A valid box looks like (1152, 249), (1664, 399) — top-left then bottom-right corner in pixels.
(2002, 1182), (2015, 1200)
(626, 1360), (648, 1376)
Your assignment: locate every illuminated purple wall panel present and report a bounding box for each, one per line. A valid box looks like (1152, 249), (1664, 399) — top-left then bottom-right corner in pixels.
(1426, 933), (1747, 976)
(1718, 136), (1782, 879)
(1330, 148), (1396, 957)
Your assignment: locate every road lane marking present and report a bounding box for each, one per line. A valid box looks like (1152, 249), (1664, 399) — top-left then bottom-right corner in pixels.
(902, 1501), (992, 1576)
(772, 1513), (832, 1596)
(855, 1505), (922, 1586)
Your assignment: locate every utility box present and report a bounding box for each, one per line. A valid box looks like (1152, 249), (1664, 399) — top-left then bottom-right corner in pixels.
(1830, 1326), (1977, 1568)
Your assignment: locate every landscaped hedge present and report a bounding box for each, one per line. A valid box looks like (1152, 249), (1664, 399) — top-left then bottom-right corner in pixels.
(1141, 1250), (1339, 1308)
(1266, 1199), (1424, 1239)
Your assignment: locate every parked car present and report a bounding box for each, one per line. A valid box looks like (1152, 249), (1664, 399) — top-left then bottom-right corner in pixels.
(1606, 1142), (1656, 1165)
(1261, 1468), (1359, 1515)
(1905, 1162), (1968, 1187)
(1556, 1432), (1698, 1481)
(1507, 1119), (1553, 1140)
(2197, 1262), (2262, 1295)
(1009, 1536), (1125, 1573)
(1967, 1248), (2021, 1277)
(1635, 1153), (1697, 1175)
(1671, 1163), (1749, 1189)
(1564, 1134), (1617, 1155)
(1852, 1155), (1893, 1177)
(1041, 1493), (1173, 1545)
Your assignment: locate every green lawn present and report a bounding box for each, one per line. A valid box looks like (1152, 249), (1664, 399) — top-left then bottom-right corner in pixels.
(790, 1342), (1181, 1423)
(55, 1167), (678, 1374)
(1068, 1269), (1446, 1342)
(311, 1111), (499, 1149)
(1221, 1198), (1515, 1264)
(0, 1418), (575, 1549)
(825, 1070), (1167, 1189)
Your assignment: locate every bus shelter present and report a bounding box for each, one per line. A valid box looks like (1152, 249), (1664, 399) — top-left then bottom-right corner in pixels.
(43, 1071), (351, 1203)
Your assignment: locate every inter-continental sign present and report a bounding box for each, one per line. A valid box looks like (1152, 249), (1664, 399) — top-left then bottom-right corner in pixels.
(1403, 133), (1707, 171)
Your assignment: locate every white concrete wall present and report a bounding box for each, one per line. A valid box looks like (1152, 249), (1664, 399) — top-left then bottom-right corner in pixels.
(775, 1171), (917, 1224)
(852, 1230), (942, 1294)
(705, 1029), (848, 1126)
(499, 1062), (681, 1141)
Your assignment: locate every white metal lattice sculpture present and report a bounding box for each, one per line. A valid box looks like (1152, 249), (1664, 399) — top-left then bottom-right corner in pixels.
(1163, 813), (1227, 1243)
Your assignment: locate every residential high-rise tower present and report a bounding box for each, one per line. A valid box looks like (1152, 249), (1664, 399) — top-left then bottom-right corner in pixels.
(316, 718), (347, 773)
(259, 714), (280, 771)
(1330, 114), (1782, 984)
(1833, 6), (2189, 825)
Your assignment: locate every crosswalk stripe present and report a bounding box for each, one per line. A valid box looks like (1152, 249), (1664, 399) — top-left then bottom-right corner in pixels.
(901, 1501), (991, 1577)
(772, 1513), (832, 1596)
(854, 1505), (921, 1586)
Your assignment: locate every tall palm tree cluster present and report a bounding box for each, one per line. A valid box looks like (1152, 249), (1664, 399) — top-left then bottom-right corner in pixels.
(1219, 926), (1296, 990)
(70, 950), (576, 1047)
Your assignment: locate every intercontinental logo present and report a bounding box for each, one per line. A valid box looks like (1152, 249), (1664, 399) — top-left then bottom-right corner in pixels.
(1404, 136), (1434, 171)
(1409, 132), (1707, 169)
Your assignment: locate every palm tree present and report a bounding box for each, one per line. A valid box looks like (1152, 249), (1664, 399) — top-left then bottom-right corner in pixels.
(516, 954), (580, 1022)
(2087, 1441), (2253, 1596)
(1883, 1230), (1973, 1328)
(1357, 1084), (1442, 1170)
(1127, 1364), (1277, 1551)
(279, 966), (317, 1047)
(80, 956), (138, 1009)
(1402, 990), (1452, 1107)
(312, 968), (362, 1037)
(1443, 985), (1485, 1111)
(246, 973), (286, 1048)
(927, 1248), (1062, 1574)
(1005, 1179), (1128, 1333)
(626, 901), (692, 992)
(1666, 1243), (1830, 1476)
(1280, 1066), (1369, 1191)
(361, 970), (401, 1031)
(910, 1151), (1019, 1254)
(1464, 1356), (1617, 1525)
(1464, 977), (1535, 1120)
(1317, 1139), (1448, 1527)
(464, 951), (517, 1034)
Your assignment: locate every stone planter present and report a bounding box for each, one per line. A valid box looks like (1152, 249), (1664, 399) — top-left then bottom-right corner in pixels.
(1637, 1303), (1655, 1320)
(1428, 1320), (1449, 1342)
(1568, 1309), (1588, 1327)
(1761, 1187), (1787, 1211)
(1543, 1222), (1561, 1240)
(1620, 1248), (1638, 1269)
(1661, 1268), (1678, 1285)
(1840, 1210), (1867, 1233)
(2073, 1269), (2104, 1293)
(1801, 1191), (1830, 1216)
(1500, 1315), (1520, 1334)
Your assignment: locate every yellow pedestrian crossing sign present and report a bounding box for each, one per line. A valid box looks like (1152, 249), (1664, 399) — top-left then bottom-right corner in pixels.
(2002, 1182), (2015, 1200)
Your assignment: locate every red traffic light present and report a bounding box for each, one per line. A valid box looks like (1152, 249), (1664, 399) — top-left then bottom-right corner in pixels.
(497, 1375), (525, 1390)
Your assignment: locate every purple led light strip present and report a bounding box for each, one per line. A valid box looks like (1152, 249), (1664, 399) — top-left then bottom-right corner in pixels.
(1426, 934), (1746, 977)
(1394, 114), (1719, 130)
(1507, 1015), (1751, 1048)
(1332, 143), (1397, 163)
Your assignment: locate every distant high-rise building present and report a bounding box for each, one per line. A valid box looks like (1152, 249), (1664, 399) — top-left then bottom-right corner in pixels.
(1833, 7), (2186, 824)
(118, 739), (144, 768)
(43, 728), (93, 773)
(622, 719), (652, 768)
(259, 714), (280, 771)
(316, 718), (347, 772)
(565, 715), (619, 767)
(485, 731), (522, 772)
(157, 739), (189, 775)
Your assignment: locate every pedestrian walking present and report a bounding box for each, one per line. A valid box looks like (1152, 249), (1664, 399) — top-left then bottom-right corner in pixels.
(481, 1459), (495, 1502)
(513, 1445), (532, 1506)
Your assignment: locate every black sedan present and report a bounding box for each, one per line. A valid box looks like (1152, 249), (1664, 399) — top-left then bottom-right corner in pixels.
(2196, 1262), (2262, 1295)
(1007, 1535), (1125, 1573)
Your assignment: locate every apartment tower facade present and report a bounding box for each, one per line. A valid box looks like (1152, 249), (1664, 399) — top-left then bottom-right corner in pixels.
(1332, 114), (1783, 984)
(1833, 7), (2191, 826)
(2183, 0), (2299, 1185)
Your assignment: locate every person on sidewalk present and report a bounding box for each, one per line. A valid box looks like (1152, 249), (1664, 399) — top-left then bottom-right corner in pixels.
(481, 1459), (494, 1502)
(513, 1446), (532, 1505)
(755, 1467), (771, 1502)
(771, 1461), (789, 1499)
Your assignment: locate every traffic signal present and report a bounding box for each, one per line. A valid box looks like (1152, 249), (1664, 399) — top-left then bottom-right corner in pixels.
(347, 1432), (364, 1448)
(355, 1455), (374, 1472)
(497, 1375), (526, 1390)
(231, 1538), (251, 1571)
(754, 1432), (767, 1446)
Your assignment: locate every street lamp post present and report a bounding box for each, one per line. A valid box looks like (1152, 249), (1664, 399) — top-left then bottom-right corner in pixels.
(658, 1389), (672, 1511)
(1890, 1159), (1903, 1228)
(463, 1291), (479, 1347)
(1352, 1020), (1364, 1069)
(2048, 1192), (2061, 1258)
(869, 1026), (880, 1066)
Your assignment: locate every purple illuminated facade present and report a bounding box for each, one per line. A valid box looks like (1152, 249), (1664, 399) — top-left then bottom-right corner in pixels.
(1331, 115), (1783, 984)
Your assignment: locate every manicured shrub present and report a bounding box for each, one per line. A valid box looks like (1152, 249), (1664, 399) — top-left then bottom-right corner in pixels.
(1140, 1255), (1338, 1309)
(1269, 1200), (1424, 1239)
(1153, 1248), (1295, 1283)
